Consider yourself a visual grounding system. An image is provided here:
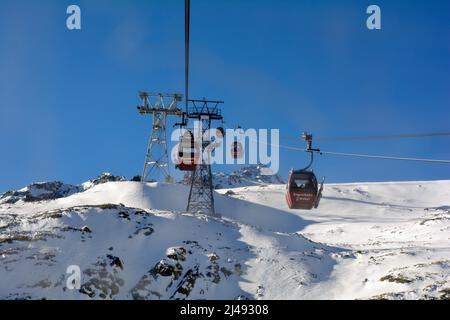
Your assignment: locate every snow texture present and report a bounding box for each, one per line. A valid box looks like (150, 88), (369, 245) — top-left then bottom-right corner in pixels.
(0, 175), (449, 300)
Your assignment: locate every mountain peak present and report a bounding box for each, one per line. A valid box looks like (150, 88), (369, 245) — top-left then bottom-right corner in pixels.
(212, 164), (285, 189)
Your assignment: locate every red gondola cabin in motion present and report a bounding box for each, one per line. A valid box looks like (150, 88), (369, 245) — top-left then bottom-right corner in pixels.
(230, 126), (244, 159)
(176, 130), (199, 171)
(286, 169), (322, 210)
(231, 141), (243, 159)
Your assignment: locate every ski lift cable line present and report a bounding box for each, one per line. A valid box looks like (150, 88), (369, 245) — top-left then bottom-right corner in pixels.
(184, 0), (190, 113)
(220, 123), (450, 164)
(257, 141), (450, 163)
(280, 131), (450, 142)
(318, 150), (450, 164)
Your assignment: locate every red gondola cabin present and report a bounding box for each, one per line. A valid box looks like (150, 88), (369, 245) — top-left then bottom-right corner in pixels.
(286, 169), (321, 210)
(231, 141), (243, 159)
(176, 130), (199, 171)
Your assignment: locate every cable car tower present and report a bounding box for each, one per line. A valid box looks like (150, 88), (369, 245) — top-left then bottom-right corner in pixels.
(137, 92), (183, 183)
(186, 99), (223, 215)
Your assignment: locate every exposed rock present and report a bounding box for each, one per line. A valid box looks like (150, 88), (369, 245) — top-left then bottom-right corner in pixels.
(133, 224), (154, 236)
(81, 226), (92, 233)
(207, 253), (220, 262)
(130, 258), (183, 300)
(225, 190), (236, 196)
(206, 262), (221, 284)
(81, 173), (126, 190)
(118, 211), (130, 220)
(439, 288), (450, 300)
(166, 247), (187, 261)
(220, 267), (233, 277)
(234, 263), (242, 275)
(107, 255), (124, 270)
(0, 182), (81, 204)
(154, 259), (182, 278)
(380, 274), (413, 284)
(131, 175), (142, 182)
(172, 266), (201, 298)
(80, 255), (126, 299)
(212, 164), (285, 189)
(0, 173), (127, 205)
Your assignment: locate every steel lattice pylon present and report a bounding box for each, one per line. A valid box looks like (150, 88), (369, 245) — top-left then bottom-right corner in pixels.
(186, 119), (215, 214)
(186, 99), (223, 216)
(138, 92), (183, 183)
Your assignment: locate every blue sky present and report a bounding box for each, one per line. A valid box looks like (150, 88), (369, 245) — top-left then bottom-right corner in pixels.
(0, 0), (449, 192)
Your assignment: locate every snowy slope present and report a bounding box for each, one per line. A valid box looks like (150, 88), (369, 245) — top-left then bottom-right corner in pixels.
(0, 179), (449, 300)
(217, 181), (450, 299)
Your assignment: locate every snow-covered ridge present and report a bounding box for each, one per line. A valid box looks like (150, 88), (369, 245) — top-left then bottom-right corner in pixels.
(1, 165), (281, 205)
(0, 181), (81, 205)
(81, 172), (125, 190)
(212, 164), (285, 189)
(0, 173), (125, 205)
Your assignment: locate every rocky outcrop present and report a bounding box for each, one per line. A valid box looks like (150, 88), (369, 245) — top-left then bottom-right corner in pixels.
(0, 181), (81, 204)
(213, 164), (285, 189)
(81, 172), (126, 190)
(0, 173), (127, 205)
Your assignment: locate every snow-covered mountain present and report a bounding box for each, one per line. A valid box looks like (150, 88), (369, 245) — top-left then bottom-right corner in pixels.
(80, 172), (126, 190)
(0, 173), (125, 205)
(213, 165), (285, 189)
(0, 181), (81, 205)
(0, 177), (449, 300)
(181, 164), (285, 189)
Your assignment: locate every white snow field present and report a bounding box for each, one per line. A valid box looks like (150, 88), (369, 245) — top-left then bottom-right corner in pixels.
(0, 178), (449, 300)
